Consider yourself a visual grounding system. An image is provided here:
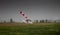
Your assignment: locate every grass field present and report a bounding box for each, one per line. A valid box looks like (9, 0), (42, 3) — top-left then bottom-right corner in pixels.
(0, 22), (60, 35)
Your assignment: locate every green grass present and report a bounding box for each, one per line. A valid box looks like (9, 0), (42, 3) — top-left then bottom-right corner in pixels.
(0, 23), (60, 35)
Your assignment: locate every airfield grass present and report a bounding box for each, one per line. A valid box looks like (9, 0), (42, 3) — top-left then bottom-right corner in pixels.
(0, 23), (60, 35)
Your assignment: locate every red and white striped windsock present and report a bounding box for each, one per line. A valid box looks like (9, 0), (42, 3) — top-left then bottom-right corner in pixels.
(20, 11), (29, 20)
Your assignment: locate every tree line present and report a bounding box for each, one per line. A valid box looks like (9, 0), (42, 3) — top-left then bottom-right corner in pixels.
(0, 18), (60, 23)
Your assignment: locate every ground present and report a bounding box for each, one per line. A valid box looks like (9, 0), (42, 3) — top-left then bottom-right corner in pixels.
(0, 22), (60, 35)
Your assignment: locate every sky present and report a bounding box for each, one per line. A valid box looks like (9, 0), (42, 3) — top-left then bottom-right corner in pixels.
(0, 0), (60, 22)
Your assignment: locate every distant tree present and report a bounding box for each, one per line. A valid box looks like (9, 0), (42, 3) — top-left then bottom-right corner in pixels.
(34, 20), (38, 23)
(10, 18), (13, 23)
(36, 20), (38, 23)
(45, 19), (48, 23)
(40, 20), (44, 23)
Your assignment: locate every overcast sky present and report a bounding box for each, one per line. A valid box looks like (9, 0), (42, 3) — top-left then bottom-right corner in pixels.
(0, 0), (60, 22)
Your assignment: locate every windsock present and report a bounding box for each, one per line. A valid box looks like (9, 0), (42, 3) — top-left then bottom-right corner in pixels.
(20, 11), (29, 20)
(19, 10), (32, 23)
